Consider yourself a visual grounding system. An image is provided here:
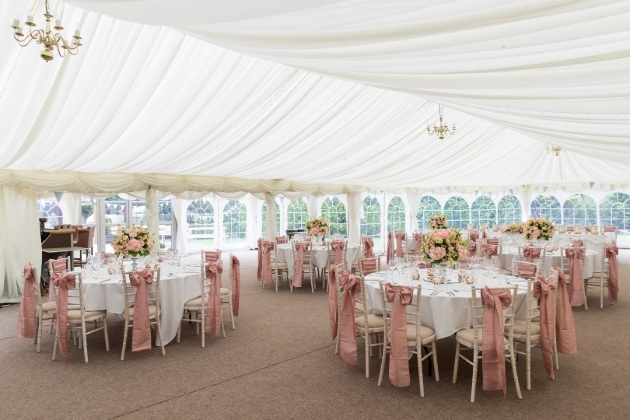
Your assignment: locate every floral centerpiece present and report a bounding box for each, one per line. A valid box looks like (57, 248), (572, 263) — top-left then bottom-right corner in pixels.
(419, 228), (467, 266)
(501, 222), (525, 234)
(112, 225), (154, 258)
(523, 218), (555, 241)
(306, 217), (329, 237)
(429, 214), (448, 230)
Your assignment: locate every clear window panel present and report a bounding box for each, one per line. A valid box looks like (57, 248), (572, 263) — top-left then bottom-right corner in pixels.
(287, 199), (308, 230)
(223, 200), (248, 245)
(530, 195), (562, 225)
(498, 195), (522, 225)
(416, 196), (442, 229)
(563, 194), (597, 226)
(187, 199), (215, 252)
(387, 196), (406, 232)
(261, 201), (280, 237)
(321, 197), (347, 237)
(599, 193), (630, 230)
(443, 197), (470, 229)
(158, 199), (172, 250)
(80, 196), (98, 252)
(38, 199), (63, 228)
(471, 196), (496, 228)
(360, 196), (382, 248)
(104, 195), (127, 253)
(131, 200), (148, 227)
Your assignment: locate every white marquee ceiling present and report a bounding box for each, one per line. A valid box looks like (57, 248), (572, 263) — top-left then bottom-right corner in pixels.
(0, 0), (629, 194)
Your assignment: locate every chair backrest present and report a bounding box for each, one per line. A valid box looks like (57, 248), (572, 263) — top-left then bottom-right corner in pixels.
(378, 282), (422, 340)
(121, 269), (161, 315)
(511, 260), (541, 280)
(358, 257), (380, 276)
(603, 226), (617, 233)
(292, 241), (313, 268)
(275, 236), (287, 244)
(48, 257), (71, 274)
(201, 249), (222, 266)
(469, 285), (518, 344)
(51, 271), (84, 314)
(560, 246), (585, 277)
(327, 240), (348, 266)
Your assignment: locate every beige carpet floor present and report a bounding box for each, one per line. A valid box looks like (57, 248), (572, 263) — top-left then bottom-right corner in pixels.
(1, 250), (629, 419)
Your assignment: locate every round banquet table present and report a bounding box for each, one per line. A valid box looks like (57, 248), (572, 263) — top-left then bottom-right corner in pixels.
(364, 270), (528, 340)
(276, 243), (360, 279)
(500, 249), (599, 279)
(80, 268), (201, 346)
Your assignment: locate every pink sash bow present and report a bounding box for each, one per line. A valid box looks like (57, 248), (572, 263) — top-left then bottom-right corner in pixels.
(17, 263), (37, 339)
(603, 226), (616, 232)
(481, 287), (512, 394)
(469, 230), (479, 242)
(386, 232), (394, 264)
(204, 251), (220, 264)
(205, 261), (223, 336)
(565, 248), (585, 306)
(413, 232), (424, 252)
(522, 246), (541, 263)
(339, 271), (360, 365)
(385, 283), (413, 387)
(261, 241), (274, 285)
(363, 237), (375, 258)
(467, 241), (477, 255)
(256, 238), (263, 283)
(331, 240), (345, 265)
(328, 266), (339, 340)
(395, 231), (405, 258)
(129, 268), (154, 352)
(554, 268), (578, 354)
(481, 243), (498, 260)
(605, 242), (619, 302)
(231, 256), (241, 316)
(52, 270), (76, 357)
(361, 258), (378, 276)
(533, 275), (556, 379)
(293, 242), (309, 287)
(516, 262), (537, 280)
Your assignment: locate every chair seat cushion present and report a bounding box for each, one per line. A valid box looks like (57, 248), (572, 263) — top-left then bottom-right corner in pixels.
(41, 302), (57, 312)
(126, 306), (157, 317)
(220, 288), (229, 295)
(509, 320), (541, 336)
(406, 324), (435, 343)
(273, 262), (288, 269)
(354, 314), (384, 328)
(456, 328), (508, 348)
(67, 309), (106, 319)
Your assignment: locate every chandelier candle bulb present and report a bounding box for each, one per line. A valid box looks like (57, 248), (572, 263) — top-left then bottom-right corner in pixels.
(74, 29), (81, 38)
(12, 19), (20, 28)
(26, 16), (34, 26)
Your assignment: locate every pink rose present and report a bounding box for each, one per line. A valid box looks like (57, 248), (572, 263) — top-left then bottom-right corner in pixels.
(532, 230), (540, 238)
(428, 246), (446, 261)
(310, 227), (319, 235)
(323, 226), (329, 234)
(125, 229), (132, 234)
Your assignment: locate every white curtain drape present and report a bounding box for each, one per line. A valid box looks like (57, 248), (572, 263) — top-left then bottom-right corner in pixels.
(58, 193), (81, 225)
(264, 193), (277, 241)
(405, 191), (420, 231)
(0, 187), (42, 303)
(146, 188), (159, 250)
(346, 192), (362, 244)
(307, 195), (319, 219)
(172, 196), (188, 256)
(520, 188), (533, 221)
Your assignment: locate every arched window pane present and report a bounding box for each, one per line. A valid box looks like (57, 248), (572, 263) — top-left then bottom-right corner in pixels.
(287, 199), (309, 230)
(261, 201), (281, 236)
(187, 199), (215, 249)
(416, 196), (442, 229)
(131, 200), (147, 227)
(563, 194), (597, 226)
(223, 200), (247, 243)
(498, 195), (522, 225)
(361, 196), (381, 246)
(600, 193), (630, 230)
(387, 196), (406, 232)
(321, 197), (347, 237)
(38, 199), (63, 228)
(471, 196), (496, 228)
(443, 197), (470, 229)
(104, 196), (126, 248)
(530, 195), (562, 224)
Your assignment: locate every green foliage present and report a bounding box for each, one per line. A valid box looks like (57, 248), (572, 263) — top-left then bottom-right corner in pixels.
(498, 195), (522, 224)
(287, 199), (308, 230)
(444, 197), (470, 229)
(387, 196), (405, 232)
(321, 197), (347, 237)
(600, 193), (630, 229)
(223, 200), (247, 240)
(361, 196), (381, 238)
(563, 194), (597, 226)
(417, 196), (442, 229)
(471, 196), (496, 228)
(531, 194), (562, 224)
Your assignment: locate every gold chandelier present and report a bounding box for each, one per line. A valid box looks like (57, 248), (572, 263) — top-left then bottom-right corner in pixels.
(546, 145), (565, 156)
(426, 104), (456, 140)
(10, 0), (82, 62)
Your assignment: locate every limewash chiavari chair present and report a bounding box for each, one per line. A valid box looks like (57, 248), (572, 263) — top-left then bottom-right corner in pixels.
(358, 257), (381, 277)
(51, 272), (109, 363)
(560, 246), (587, 310)
(326, 240), (348, 291)
(120, 269), (165, 360)
(511, 260), (542, 281)
(32, 266), (57, 352)
(377, 283), (439, 396)
(584, 242), (610, 309)
(177, 261), (226, 347)
(453, 285), (522, 402)
(509, 269), (559, 390)
(517, 245), (547, 275)
(270, 241), (289, 292)
(291, 241), (316, 293)
(350, 238), (365, 274)
(44, 257), (71, 334)
(201, 249), (235, 326)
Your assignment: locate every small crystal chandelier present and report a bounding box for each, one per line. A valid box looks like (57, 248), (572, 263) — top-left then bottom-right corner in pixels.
(427, 104), (456, 140)
(10, 0), (82, 62)
(546, 145), (565, 156)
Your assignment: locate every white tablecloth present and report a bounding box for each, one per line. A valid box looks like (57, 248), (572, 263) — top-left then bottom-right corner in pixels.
(82, 270), (201, 345)
(500, 249), (599, 279)
(276, 244), (360, 279)
(364, 271), (527, 340)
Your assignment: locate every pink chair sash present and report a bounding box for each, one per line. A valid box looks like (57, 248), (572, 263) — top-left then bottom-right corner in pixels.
(385, 283), (413, 387)
(603, 226), (616, 232)
(276, 236), (287, 244)
(522, 246), (541, 263)
(293, 242), (309, 288)
(565, 248), (585, 306)
(533, 274), (556, 379)
(17, 263), (37, 339)
(361, 258), (378, 276)
(51, 270), (76, 357)
(467, 241), (477, 255)
(480, 243), (498, 260)
(386, 232), (394, 264)
(339, 271), (360, 365)
(395, 231), (405, 258)
(413, 232), (424, 252)
(572, 239), (584, 247)
(331, 240), (345, 265)
(327, 266), (338, 340)
(205, 261), (223, 336)
(261, 241), (274, 285)
(554, 268), (578, 354)
(363, 237), (375, 258)
(605, 242), (619, 302)
(256, 238), (263, 283)
(516, 262), (537, 280)
(204, 251), (220, 264)
(481, 287), (511, 394)
(129, 268), (154, 352)
(469, 230), (480, 242)
(231, 256), (240, 316)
